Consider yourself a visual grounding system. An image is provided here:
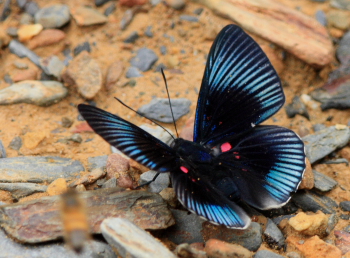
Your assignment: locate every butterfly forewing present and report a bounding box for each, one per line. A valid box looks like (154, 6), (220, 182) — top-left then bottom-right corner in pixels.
(78, 104), (177, 172)
(194, 25), (285, 145)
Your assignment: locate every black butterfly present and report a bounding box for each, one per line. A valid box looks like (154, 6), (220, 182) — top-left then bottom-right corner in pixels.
(78, 24), (305, 229)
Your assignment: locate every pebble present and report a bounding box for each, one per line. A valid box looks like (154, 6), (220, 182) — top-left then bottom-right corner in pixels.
(164, 0), (186, 10)
(124, 31), (139, 43)
(302, 126), (350, 164)
(69, 168), (106, 187)
(0, 182), (47, 200)
(126, 66), (143, 78)
(19, 13), (34, 24)
(17, 24), (43, 42)
(104, 3), (116, 16)
(159, 187), (178, 207)
(331, 0), (350, 10)
(160, 45), (167, 55)
(285, 96), (309, 120)
(144, 26), (153, 37)
(27, 29), (66, 49)
(35, 4), (71, 28)
(313, 169), (338, 192)
(328, 10), (350, 30)
(337, 31), (350, 64)
(326, 214), (339, 235)
(201, 222), (262, 251)
(6, 27), (18, 37)
(12, 68), (38, 82)
(0, 156), (84, 183)
(9, 40), (41, 67)
(254, 250), (285, 258)
(288, 211), (328, 236)
(106, 61), (124, 90)
(8, 136), (22, 151)
(263, 219), (285, 250)
(47, 178), (67, 196)
(130, 48), (158, 72)
(0, 141), (6, 158)
(138, 98), (191, 123)
(102, 177), (117, 188)
(0, 229), (117, 258)
(174, 243), (207, 258)
(87, 155), (108, 171)
(61, 117), (73, 128)
(24, 2), (40, 16)
(139, 171), (170, 193)
(23, 131), (46, 149)
(95, 0), (111, 6)
(340, 201), (350, 211)
(120, 9), (134, 30)
(101, 218), (177, 258)
(315, 10), (327, 26)
(179, 15), (199, 22)
(62, 51), (102, 99)
(204, 239), (252, 258)
(139, 124), (174, 145)
(40, 55), (65, 78)
(73, 41), (91, 56)
(0, 80), (68, 106)
(334, 230), (350, 254)
(167, 209), (204, 244)
(106, 153), (130, 178)
(119, 0), (148, 7)
(0, 0), (11, 21)
(71, 6), (107, 26)
(13, 61), (28, 69)
(298, 159), (314, 190)
(292, 190), (338, 214)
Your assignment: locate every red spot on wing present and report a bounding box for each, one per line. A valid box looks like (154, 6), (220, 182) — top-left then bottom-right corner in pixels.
(221, 142), (232, 152)
(180, 166), (189, 173)
(191, 178), (196, 182)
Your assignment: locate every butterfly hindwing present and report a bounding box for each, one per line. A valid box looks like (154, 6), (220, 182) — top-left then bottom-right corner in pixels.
(213, 125), (305, 209)
(194, 24), (285, 145)
(171, 167), (251, 229)
(78, 104), (177, 172)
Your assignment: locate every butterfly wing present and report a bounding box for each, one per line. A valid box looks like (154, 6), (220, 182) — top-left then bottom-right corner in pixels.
(78, 104), (177, 172)
(194, 24), (284, 145)
(171, 168), (251, 229)
(212, 125), (305, 210)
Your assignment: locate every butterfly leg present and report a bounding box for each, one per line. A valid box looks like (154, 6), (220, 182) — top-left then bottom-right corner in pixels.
(134, 172), (160, 189)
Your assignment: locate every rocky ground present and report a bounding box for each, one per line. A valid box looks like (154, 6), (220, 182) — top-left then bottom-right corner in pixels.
(0, 0), (350, 257)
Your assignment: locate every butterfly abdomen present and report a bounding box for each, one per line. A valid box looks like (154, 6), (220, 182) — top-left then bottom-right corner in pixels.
(172, 138), (212, 164)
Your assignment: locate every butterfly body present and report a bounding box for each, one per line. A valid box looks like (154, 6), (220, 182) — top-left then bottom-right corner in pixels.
(78, 24), (306, 229)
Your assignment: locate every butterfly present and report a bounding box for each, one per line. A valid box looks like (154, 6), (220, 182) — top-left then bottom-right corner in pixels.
(78, 24), (305, 229)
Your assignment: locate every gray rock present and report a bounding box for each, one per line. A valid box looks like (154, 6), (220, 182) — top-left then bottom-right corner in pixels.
(0, 80), (68, 106)
(313, 123), (326, 132)
(0, 156), (84, 183)
(145, 26), (153, 37)
(102, 178), (117, 188)
(24, 1), (40, 16)
(292, 190), (338, 214)
(167, 209), (204, 244)
(331, 0), (350, 10)
(302, 126), (350, 164)
(8, 136), (22, 151)
(87, 155), (108, 171)
(340, 201), (350, 211)
(9, 40), (40, 67)
(321, 158), (349, 165)
(139, 125), (174, 145)
(326, 214), (339, 235)
(313, 169), (338, 192)
(35, 4), (71, 28)
(120, 9), (134, 30)
(254, 250), (285, 258)
(179, 15), (199, 22)
(272, 215), (296, 226)
(74, 41), (91, 56)
(130, 48), (158, 72)
(160, 45), (167, 55)
(20, 13), (34, 24)
(126, 66), (143, 78)
(337, 30), (350, 64)
(138, 98), (191, 123)
(263, 219), (285, 250)
(285, 96), (309, 120)
(6, 27), (18, 37)
(315, 10), (327, 26)
(0, 0), (11, 21)
(95, 0), (111, 6)
(40, 55), (65, 78)
(0, 141), (6, 158)
(0, 183), (47, 199)
(104, 3), (116, 16)
(139, 171), (170, 193)
(0, 229), (116, 258)
(124, 31), (139, 43)
(101, 218), (176, 258)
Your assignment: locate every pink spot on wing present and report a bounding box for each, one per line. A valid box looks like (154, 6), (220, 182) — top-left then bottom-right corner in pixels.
(180, 166), (189, 173)
(221, 142), (232, 152)
(191, 178), (196, 182)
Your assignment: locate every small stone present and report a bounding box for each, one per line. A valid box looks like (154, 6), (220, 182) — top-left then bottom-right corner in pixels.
(164, 0), (186, 10)
(61, 117), (73, 128)
(13, 61), (28, 69)
(17, 24), (43, 42)
(24, 1), (40, 16)
(160, 45), (167, 55)
(292, 190), (338, 214)
(179, 15), (199, 22)
(174, 243), (207, 258)
(27, 29), (66, 49)
(101, 218), (177, 258)
(73, 41), (91, 56)
(62, 51), (102, 99)
(8, 136), (22, 151)
(159, 187), (177, 207)
(95, 0), (111, 6)
(315, 10), (327, 26)
(0, 80), (68, 106)
(138, 98), (191, 123)
(337, 30), (350, 64)
(313, 169), (338, 192)
(139, 171), (170, 193)
(130, 48), (158, 72)
(328, 10), (350, 30)
(6, 27), (18, 37)
(263, 219), (285, 250)
(124, 31), (139, 43)
(47, 178), (67, 196)
(106, 153), (130, 179)
(298, 158), (314, 190)
(87, 155), (108, 171)
(9, 40), (41, 67)
(71, 6), (107, 26)
(69, 133), (83, 143)
(104, 3), (116, 16)
(75, 184), (86, 192)
(285, 96), (310, 120)
(144, 26), (153, 37)
(126, 66), (143, 78)
(254, 250), (285, 258)
(0, 141), (6, 158)
(12, 68), (38, 82)
(288, 211), (328, 236)
(0, 182), (47, 200)
(105, 61), (124, 90)
(23, 131), (47, 149)
(326, 214), (339, 235)
(119, 0), (148, 7)
(331, 0), (350, 10)
(340, 201), (350, 211)
(69, 168), (106, 187)
(334, 230), (350, 254)
(19, 13), (34, 24)
(35, 4), (71, 29)
(204, 239), (252, 258)
(102, 178), (117, 188)
(120, 9), (134, 30)
(40, 55), (65, 78)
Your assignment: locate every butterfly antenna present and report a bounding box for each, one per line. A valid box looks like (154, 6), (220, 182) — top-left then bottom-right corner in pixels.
(114, 97), (176, 141)
(161, 68), (179, 138)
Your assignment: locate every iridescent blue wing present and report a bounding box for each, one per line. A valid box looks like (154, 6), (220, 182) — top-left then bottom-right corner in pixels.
(171, 168), (251, 229)
(78, 104), (177, 172)
(194, 24), (284, 145)
(212, 125), (305, 209)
